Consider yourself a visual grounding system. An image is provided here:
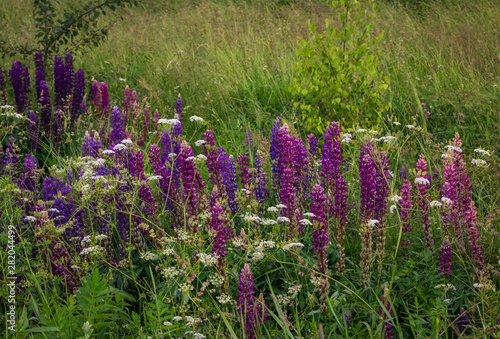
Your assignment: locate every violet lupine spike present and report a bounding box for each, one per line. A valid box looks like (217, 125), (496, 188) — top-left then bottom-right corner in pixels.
(152, 109), (160, 130)
(122, 85), (132, 125)
(293, 136), (309, 214)
(379, 295), (394, 339)
(400, 179), (413, 250)
(221, 152), (238, 213)
(28, 110), (41, 153)
(22, 66), (31, 107)
(110, 106), (123, 145)
(456, 308), (469, 335)
(399, 165), (407, 181)
(82, 131), (98, 158)
(237, 263), (268, 339)
(276, 123), (293, 174)
(18, 153), (38, 192)
(160, 130), (181, 189)
(65, 52), (74, 94)
(321, 121), (342, 196)
(438, 237), (451, 278)
(35, 53), (45, 100)
(172, 94), (183, 138)
(71, 69), (85, 125)
(334, 174), (348, 275)
(53, 57), (66, 110)
(53, 109), (63, 147)
(210, 202), (232, 277)
(149, 143), (178, 215)
(203, 129), (222, 187)
(465, 200), (486, 277)
(38, 80), (52, 137)
(178, 140), (200, 233)
(374, 151), (390, 268)
(0, 66), (7, 104)
(270, 116), (281, 191)
(360, 151), (376, 224)
(237, 154), (252, 191)
(9, 61), (28, 113)
(100, 82), (109, 117)
(308, 133), (318, 156)
(416, 154), (433, 250)
(254, 153), (269, 205)
(310, 184), (329, 275)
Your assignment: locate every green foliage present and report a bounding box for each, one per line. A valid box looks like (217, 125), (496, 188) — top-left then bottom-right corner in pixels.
(0, 0), (139, 59)
(290, 0), (390, 133)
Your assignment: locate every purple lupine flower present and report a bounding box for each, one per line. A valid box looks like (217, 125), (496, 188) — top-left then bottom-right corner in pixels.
(399, 165), (407, 181)
(178, 140), (200, 232)
(53, 109), (63, 147)
(465, 200), (485, 277)
(379, 296), (394, 339)
(401, 179), (413, 250)
(38, 80), (52, 136)
(374, 151), (390, 267)
(220, 151), (238, 213)
(292, 136), (309, 215)
(456, 308), (469, 335)
(0, 137), (17, 176)
(53, 56), (66, 109)
(280, 167), (298, 237)
(9, 61), (28, 113)
(276, 123), (293, 174)
(254, 153), (269, 204)
(237, 154), (252, 190)
(416, 154), (433, 249)
(335, 174), (348, 275)
(89, 79), (100, 111)
(110, 106), (123, 145)
(0, 66), (6, 104)
(237, 263), (268, 339)
(359, 150), (376, 224)
(65, 52), (74, 93)
(141, 104), (151, 144)
(210, 202), (232, 261)
(71, 68), (85, 125)
(270, 116), (281, 191)
(438, 237), (451, 278)
(203, 129), (223, 187)
(100, 82), (109, 117)
(22, 66), (31, 106)
(149, 143), (178, 214)
(308, 133), (318, 156)
(311, 184), (329, 274)
(122, 85), (132, 125)
(345, 313), (351, 328)
(321, 122), (342, 195)
(152, 109), (160, 129)
(28, 110), (41, 153)
(82, 131), (95, 157)
(18, 153), (38, 192)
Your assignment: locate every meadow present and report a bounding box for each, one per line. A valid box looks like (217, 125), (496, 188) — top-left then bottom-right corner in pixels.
(0, 0), (499, 338)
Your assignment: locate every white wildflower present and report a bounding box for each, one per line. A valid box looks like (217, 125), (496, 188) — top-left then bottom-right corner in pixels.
(119, 78), (126, 82)
(303, 212), (316, 217)
(441, 153), (450, 158)
(277, 217), (290, 223)
(389, 171), (394, 177)
(168, 153), (177, 158)
(162, 266), (180, 279)
(341, 137), (352, 144)
(185, 156), (196, 162)
(282, 242), (304, 251)
(390, 195), (402, 202)
(267, 207), (279, 213)
(79, 246), (102, 256)
(474, 148), (490, 156)
(299, 219), (312, 226)
(406, 125), (415, 130)
(444, 145), (462, 153)
(194, 140), (206, 147)
(275, 204), (287, 209)
(189, 115), (204, 122)
(260, 219), (277, 226)
(196, 154), (207, 161)
(140, 252), (157, 260)
(252, 251), (265, 262)
(113, 143), (127, 151)
(158, 118), (181, 125)
(163, 321), (172, 326)
(172, 316), (183, 322)
(216, 294), (231, 304)
(415, 177), (430, 186)
(444, 299), (451, 303)
(368, 130), (379, 135)
(379, 136), (396, 142)
(342, 133), (352, 139)
(393, 121), (401, 125)
(390, 205), (397, 214)
(197, 253), (219, 267)
(102, 150), (115, 155)
(434, 284), (456, 291)
(95, 234), (107, 241)
(12, 188), (21, 194)
(356, 128), (367, 133)
(367, 219), (379, 227)
(471, 159), (487, 166)
(148, 175), (163, 181)
(24, 216), (36, 222)
(441, 197), (453, 206)
(430, 201), (442, 208)
(121, 139), (133, 145)
(47, 208), (60, 213)
(243, 213), (261, 223)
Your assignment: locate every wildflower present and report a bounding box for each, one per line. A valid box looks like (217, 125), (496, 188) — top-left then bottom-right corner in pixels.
(195, 140), (206, 146)
(393, 121), (401, 125)
(471, 159), (486, 166)
(24, 216), (36, 222)
(158, 118), (181, 125)
(121, 139), (133, 145)
(444, 145), (462, 153)
(439, 238), (452, 278)
(163, 322), (172, 326)
(473, 148), (490, 156)
(390, 205), (397, 214)
(277, 216), (290, 223)
(356, 129), (367, 133)
(217, 294), (232, 304)
(186, 156), (196, 162)
(406, 125), (415, 129)
(119, 78), (126, 82)
(113, 143), (127, 151)
(415, 177), (430, 186)
(189, 115), (204, 122)
(441, 197), (452, 205)
(303, 212), (316, 217)
(275, 204), (287, 209)
(252, 251), (264, 262)
(401, 179), (413, 250)
(282, 242), (305, 251)
(197, 253), (219, 266)
(196, 154), (207, 161)
(102, 150), (115, 155)
(368, 219), (379, 227)
(390, 195), (402, 202)
(299, 219), (312, 226)
(441, 153), (450, 158)
(430, 200), (442, 208)
(172, 316), (183, 322)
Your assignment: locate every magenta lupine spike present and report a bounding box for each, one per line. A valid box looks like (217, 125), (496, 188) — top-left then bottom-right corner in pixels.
(131, 90), (139, 119)
(203, 129), (222, 186)
(237, 154), (252, 190)
(310, 184), (329, 275)
(374, 151), (390, 268)
(237, 263), (268, 339)
(321, 122), (342, 195)
(122, 85), (132, 125)
(401, 179), (413, 250)
(178, 140), (200, 232)
(28, 110), (41, 153)
(439, 237), (451, 278)
(38, 80), (52, 136)
(153, 109), (160, 129)
(9, 61), (28, 113)
(90, 79), (101, 112)
(465, 201), (486, 277)
(360, 151), (376, 223)
(100, 82), (109, 117)
(335, 174), (348, 275)
(416, 154), (433, 250)
(379, 295), (394, 339)
(210, 202), (232, 259)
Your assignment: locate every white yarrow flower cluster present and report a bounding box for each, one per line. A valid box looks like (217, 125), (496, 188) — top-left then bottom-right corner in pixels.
(415, 177), (430, 186)
(196, 154), (207, 161)
(148, 175), (163, 181)
(367, 219), (379, 227)
(121, 139), (133, 145)
(252, 251), (265, 262)
(393, 121), (401, 125)
(277, 216), (290, 223)
(140, 252), (157, 260)
(356, 128), (367, 133)
(114, 143), (127, 151)
(158, 118), (181, 125)
(189, 115), (204, 122)
(441, 197), (453, 206)
(430, 201), (442, 208)
(406, 125), (415, 130)
(197, 253), (219, 266)
(102, 150), (115, 155)
(434, 284), (456, 291)
(186, 156), (196, 162)
(79, 246), (102, 256)
(471, 159), (487, 166)
(275, 204), (287, 209)
(194, 140), (206, 147)
(390, 195), (402, 202)
(299, 219), (312, 226)
(267, 207), (279, 213)
(341, 133), (352, 143)
(282, 242), (304, 251)
(255, 241), (276, 251)
(303, 212), (316, 217)
(474, 148), (490, 156)
(260, 218), (277, 226)
(243, 213), (261, 223)
(24, 216), (36, 222)
(444, 145), (462, 153)
(390, 205), (397, 214)
(216, 294), (232, 304)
